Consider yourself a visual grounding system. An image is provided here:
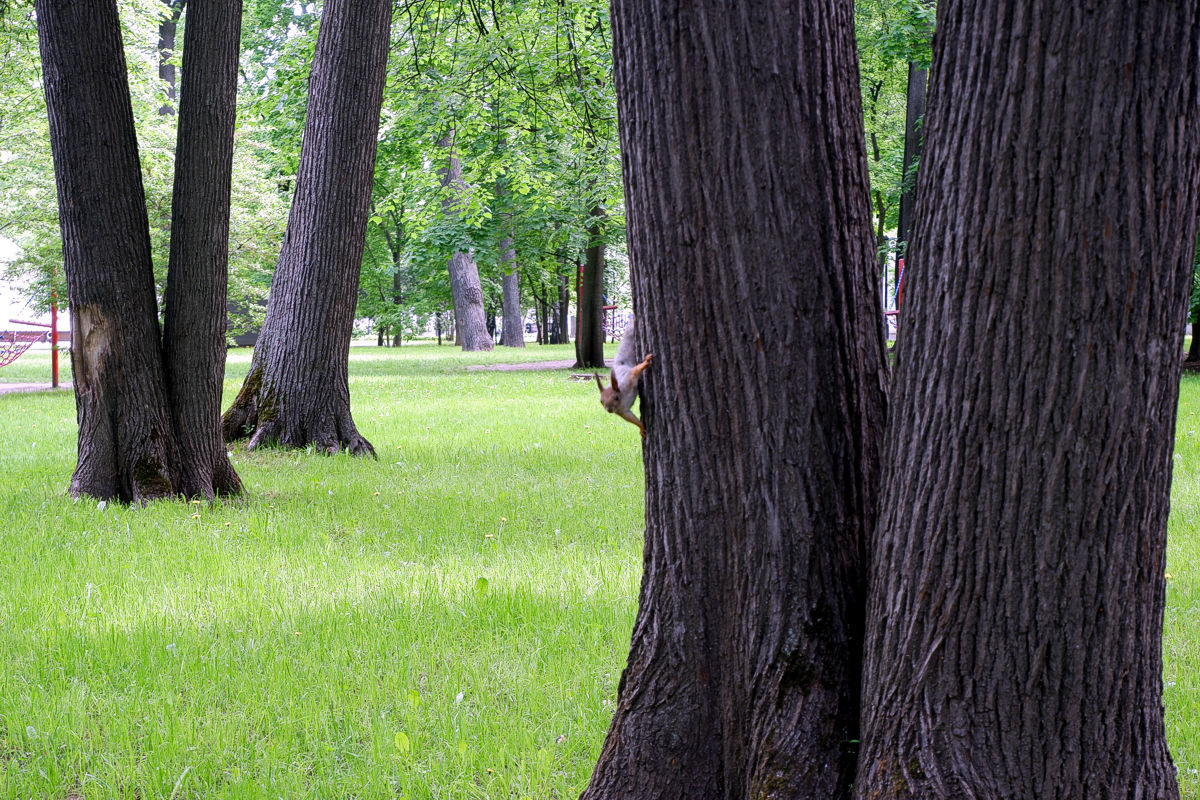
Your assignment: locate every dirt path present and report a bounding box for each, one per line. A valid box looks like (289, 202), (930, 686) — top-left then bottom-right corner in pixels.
(466, 360), (579, 372)
(0, 382), (72, 395)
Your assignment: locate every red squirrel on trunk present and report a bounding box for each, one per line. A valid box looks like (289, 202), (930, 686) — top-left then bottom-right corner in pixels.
(594, 319), (653, 438)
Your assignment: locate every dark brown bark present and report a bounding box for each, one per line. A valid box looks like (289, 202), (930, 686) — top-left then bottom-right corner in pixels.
(856, 2), (1200, 797)
(157, 0), (184, 115)
(37, 0), (179, 503)
(438, 131), (493, 352)
(223, 0), (391, 455)
(573, 205), (605, 368)
(583, 0), (887, 797)
(162, 0), (243, 498)
(895, 61), (925, 264)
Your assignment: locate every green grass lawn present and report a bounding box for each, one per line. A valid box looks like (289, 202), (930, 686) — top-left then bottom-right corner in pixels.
(0, 346), (1198, 798)
(0, 343), (642, 799)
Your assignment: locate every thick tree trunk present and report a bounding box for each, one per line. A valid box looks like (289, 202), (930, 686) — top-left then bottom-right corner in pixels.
(437, 132), (493, 352)
(37, 0), (179, 503)
(574, 205), (605, 367)
(223, 0), (391, 455)
(856, 3), (1200, 797)
(161, 0), (243, 498)
(583, 1), (887, 798)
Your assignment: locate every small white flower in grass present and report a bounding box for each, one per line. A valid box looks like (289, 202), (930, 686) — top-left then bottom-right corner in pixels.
(97, 500), (106, 510)
(166, 643), (177, 654)
(26, 725), (35, 738)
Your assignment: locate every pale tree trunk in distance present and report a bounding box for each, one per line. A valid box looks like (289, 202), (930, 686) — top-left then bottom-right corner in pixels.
(582, 0), (887, 797)
(497, 184), (524, 348)
(857, 1), (1200, 797)
(161, 0), (243, 498)
(37, 0), (179, 502)
(557, 272), (570, 344)
(223, 0), (392, 455)
(438, 131), (493, 352)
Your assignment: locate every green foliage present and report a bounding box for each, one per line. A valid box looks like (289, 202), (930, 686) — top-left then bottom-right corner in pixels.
(0, 0), (289, 332)
(855, 0), (934, 266)
(1189, 231), (1200, 324)
(356, 0), (625, 336)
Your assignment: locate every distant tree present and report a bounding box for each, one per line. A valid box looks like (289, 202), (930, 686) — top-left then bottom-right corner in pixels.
(36, 0), (242, 501)
(581, 0), (888, 797)
(856, 1), (1200, 796)
(223, 0), (392, 455)
(437, 130), (493, 352)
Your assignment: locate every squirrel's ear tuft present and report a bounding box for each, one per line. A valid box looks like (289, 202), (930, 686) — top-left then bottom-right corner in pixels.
(611, 372), (619, 390)
(594, 372), (603, 391)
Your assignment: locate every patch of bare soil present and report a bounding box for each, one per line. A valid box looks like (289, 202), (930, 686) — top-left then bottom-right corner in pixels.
(466, 360), (578, 372)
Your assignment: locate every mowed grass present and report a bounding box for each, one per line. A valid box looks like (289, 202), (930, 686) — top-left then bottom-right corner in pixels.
(0, 342), (642, 800)
(1, 347), (1199, 798)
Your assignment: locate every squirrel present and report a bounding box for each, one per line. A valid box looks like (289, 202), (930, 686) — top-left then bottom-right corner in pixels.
(594, 319), (653, 439)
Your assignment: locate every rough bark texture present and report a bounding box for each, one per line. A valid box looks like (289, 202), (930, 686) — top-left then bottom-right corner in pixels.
(583, 1), (887, 798)
(574, 206), (606, 368)
(438, 132), (493, 352)
(856, 3), (1200, 798)
(161, 0), (243, 498)
(223, 0), (391, 455)
(37, 0), (179, 502)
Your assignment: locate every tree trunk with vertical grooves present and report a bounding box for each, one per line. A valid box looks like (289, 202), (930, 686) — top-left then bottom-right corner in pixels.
(37, 0), (179, 503)
(438, 132), (493, 352)
(856, 3), (1200, 797)
(161, 0), (243, 498)
(574, 205), (605, 367)
(223, 0), (391, 456)
(582, 0), (887, 797)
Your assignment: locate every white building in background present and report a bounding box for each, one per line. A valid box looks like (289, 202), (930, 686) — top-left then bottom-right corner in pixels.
(0, 238), (63, 340)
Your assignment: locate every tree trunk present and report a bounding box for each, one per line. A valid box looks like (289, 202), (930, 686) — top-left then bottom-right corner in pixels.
(223, 0), (391, 455)
(157, 0), (183, 115)
(438, 131), (493, 352)
(895, 60), (926, 271)
(856, 2), (1200, 797)
(558, 272), (571, 345)
(583, 0), (887, 797)
(1188, 318), (1200, 362)
(497, 209), (524, 349)
(37, 0), (179, 503)
(161, 0), (243, 498)
(574, 205), (605, 367)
